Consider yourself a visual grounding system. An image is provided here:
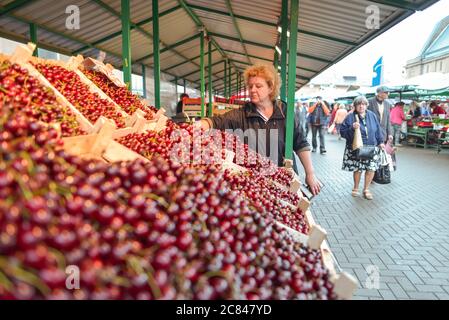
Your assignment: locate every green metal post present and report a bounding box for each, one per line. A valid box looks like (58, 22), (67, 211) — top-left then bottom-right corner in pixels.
(142, 64), (147, 98)
(183, 79), (186, 94)
(224, 60), (227, 98)
(29, 23), (38, 57)
(285, 0), (299, 161)
(121, 0), (132, 89)
(237, 73), (240, 99)
(174, 76), (178, 101)
(152, 0), (161, 109)
(274, 50), (279, 74)
(208, 39), (213, 117)
(200, 31), (205, 118)
(280, 0), (289, 102)
(228, 61), (231, 98)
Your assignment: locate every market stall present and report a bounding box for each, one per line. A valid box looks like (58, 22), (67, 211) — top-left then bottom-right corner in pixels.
(0, 44), (357, 300)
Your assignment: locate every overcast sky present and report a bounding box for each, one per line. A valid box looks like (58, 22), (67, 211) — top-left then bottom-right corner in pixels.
(308, 0), (449, 87)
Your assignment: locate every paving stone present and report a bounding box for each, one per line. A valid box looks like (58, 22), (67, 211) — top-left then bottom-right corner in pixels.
(309, 135), (449, 300)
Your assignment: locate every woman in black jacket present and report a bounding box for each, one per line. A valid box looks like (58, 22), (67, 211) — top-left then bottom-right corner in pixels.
(198, 64), (321, 196)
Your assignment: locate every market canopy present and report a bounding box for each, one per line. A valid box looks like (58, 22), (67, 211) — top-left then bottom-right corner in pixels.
(0, 0), (440, 97)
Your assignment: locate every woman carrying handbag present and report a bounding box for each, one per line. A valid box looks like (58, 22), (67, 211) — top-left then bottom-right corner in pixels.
(340, 96), (385, 200)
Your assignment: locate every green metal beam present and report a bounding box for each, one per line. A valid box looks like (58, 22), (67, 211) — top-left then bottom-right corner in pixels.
(178, 60), (225, 79)
(187, 3), (357, 46)
(93, 0), (199, 74)
(224, 60), (227, 98)
(223, 49), (272, 63)
(94, 0), (152, 39)
(73, 5), (182, 54)
(29, 23), (38, 57)
(208, 40), (213, 117)
(183, 79), (186, 94)
(228, 59), (232, 98)
(142, 64), (147, 98)
(134, 33), (201, 64)
(200, 31), (205, 117)
(7, 14), (119, 59)
(225, 0), (251, 64)
(152, 0), (161, 109)
(0, 29), (71, 56)
(367, 0), (420, 11)
(285, 0), (299, 161)
(297, 52), (332, 63)
(297, 66), (319, 73)
(208, 32), (273, 50)
(280, 0), (289, 101)
(0, 0), (35, 17)
(163, 49), (217, 72)
(121, 0), (132, 88)
(177, 0), (240, 85)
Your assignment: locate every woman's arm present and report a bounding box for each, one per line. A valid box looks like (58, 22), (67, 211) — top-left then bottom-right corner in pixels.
(339, 114), (354, 140)
(296, 150), (321, 196)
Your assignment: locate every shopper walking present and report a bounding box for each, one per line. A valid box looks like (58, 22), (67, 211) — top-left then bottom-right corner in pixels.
(340, 96), (385, 200)
(295, 102), (308, 138)
(198, 64), (321, 196)
(367, 86), (392, 143)
(307, 97), (330, 154)
(333, 104), (348, 139)
(390, 101), (406, 146)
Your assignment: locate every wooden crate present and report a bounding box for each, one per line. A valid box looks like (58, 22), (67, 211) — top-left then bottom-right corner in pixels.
(7, 44), (93, 133)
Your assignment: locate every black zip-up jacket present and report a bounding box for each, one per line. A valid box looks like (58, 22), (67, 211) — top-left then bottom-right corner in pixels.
(204, 100), (311, 166)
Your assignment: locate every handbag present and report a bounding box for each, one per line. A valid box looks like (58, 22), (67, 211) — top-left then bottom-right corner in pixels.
(353, 114), (376, 160)
(327, 123), (335, 134)
(373, 163), (391, 184)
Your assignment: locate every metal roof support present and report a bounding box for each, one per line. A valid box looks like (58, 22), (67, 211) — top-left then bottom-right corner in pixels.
(285, 0), (299, 161)
(163, 49), (217, 72)
(142, 64), (147, 98)
(0, 0), (35, 17)
(121, 0), (132, 89)
(72, 5), (183, 53)
(225, 0), (251, 64)
(183, 79), (186, 94)
(274, 50), (279, 73)
(367, 0), (420, 11)
(297, 66), (319, 73)
(152, 0), (161, 109)
(134, 33), (201, 63)
(223, 49), (272, 63)
(187, 4), (357, 46)
(200, 30), (205, 117)
(228, 60), (231, 98)
(208, 32), (272, 50)
(29, 23), (38, 57)
(177, 0), (240, 83)
(208, 39), (213, 117)
(224, 60), (227, 98)
(280, 0), (289, 102)
(179, 60), (225, 79)
(297, 53), (332, 63)
(174, 76), (178, 100)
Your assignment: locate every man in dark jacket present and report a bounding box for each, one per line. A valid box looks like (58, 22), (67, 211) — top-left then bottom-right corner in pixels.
(367, 86), (393, 142)
(176, 93), (189, 115)
(307, 97), (330, 154)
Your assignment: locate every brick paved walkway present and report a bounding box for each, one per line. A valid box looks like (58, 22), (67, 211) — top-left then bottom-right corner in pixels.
(308, 133), (449, 300)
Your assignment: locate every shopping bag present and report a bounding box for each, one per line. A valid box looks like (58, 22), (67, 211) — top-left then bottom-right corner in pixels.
(352, 127), (363, 151)
(327, 123), (335, 134)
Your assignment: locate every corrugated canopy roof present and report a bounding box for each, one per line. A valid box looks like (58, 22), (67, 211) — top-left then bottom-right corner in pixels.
(0, 0), (440, 95)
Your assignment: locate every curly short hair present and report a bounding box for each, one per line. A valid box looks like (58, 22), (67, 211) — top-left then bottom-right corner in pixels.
(244, 64), (281, 101)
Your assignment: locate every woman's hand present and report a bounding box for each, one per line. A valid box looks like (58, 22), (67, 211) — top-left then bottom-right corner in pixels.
(379, 143), (385, 149)
(352, 122), (360, 130)
(306, 174), (321, 196)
